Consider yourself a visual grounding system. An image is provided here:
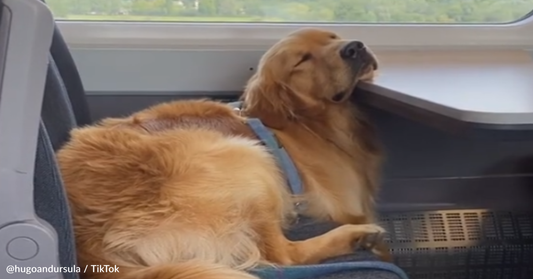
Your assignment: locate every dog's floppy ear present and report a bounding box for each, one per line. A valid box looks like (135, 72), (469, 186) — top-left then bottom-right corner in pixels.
(242, 62), (329, 130)
(241, 74), (293, 130)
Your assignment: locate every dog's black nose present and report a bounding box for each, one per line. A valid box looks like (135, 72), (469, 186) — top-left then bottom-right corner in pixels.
(340, 41), (366, 59)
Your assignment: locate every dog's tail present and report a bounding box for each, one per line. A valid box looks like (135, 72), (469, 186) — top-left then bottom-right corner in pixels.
(121, 261), (259, 279)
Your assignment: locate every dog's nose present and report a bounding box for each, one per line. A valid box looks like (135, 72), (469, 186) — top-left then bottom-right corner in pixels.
(340, 41), (366, 59)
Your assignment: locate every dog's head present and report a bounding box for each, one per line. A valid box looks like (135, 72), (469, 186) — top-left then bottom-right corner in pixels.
(241, 28), (378, 129)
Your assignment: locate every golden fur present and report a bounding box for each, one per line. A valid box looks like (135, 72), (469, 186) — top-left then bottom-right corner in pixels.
(57, 28), (389, 279)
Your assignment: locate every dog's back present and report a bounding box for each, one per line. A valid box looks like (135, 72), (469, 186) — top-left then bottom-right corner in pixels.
(57, 100), (293, 279)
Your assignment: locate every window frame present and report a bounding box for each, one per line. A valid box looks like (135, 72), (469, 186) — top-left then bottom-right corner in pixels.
(57, 14), (533, 50)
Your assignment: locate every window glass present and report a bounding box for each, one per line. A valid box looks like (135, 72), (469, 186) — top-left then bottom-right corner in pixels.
(47, 0), (533, 23)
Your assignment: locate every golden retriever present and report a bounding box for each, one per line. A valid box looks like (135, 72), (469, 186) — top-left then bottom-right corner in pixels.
(56, 28), (389, 279)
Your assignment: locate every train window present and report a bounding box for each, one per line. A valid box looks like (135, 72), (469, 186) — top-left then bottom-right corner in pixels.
(47, 0), (533, 23)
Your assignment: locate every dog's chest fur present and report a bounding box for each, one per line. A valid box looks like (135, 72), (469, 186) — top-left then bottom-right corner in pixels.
(277, 131), (375, 224)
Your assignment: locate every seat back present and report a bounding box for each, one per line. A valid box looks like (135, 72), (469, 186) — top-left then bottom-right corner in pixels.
(41, 55), (78, 151)
(0, 0), (65, 278)
(34, 120), (79, 279)
(50, 23), (92, 126)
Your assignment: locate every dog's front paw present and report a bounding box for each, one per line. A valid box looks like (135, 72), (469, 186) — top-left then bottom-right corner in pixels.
(353, 224), (386, 250)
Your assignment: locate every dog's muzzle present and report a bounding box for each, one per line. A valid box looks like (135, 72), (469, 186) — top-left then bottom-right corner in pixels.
(339, 41), (377, 72)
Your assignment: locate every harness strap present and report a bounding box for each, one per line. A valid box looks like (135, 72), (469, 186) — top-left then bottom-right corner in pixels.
(228, 101), (304, 196)
(246, 119), (304, 196)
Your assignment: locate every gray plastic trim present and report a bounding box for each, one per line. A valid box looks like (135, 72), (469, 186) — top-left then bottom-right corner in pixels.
(0, 0), (61, 278)
(358, 81), (533, 126)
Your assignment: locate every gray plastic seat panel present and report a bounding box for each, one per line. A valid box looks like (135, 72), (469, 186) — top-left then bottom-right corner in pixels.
(0, 0), (61, 278)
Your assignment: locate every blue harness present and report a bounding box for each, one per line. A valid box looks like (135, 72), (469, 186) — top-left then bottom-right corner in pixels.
(229, 101), (304, 196)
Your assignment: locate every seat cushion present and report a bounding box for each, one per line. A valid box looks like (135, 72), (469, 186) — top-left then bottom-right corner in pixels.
(250, 216), (408, 279)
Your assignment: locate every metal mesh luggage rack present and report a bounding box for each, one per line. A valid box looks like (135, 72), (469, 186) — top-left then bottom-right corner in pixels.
(378, 209), (533, 279)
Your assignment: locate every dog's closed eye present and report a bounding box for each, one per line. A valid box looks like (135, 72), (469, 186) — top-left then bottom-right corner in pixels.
(332, 92), (346, 102)
(294, 53), (312, 67)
